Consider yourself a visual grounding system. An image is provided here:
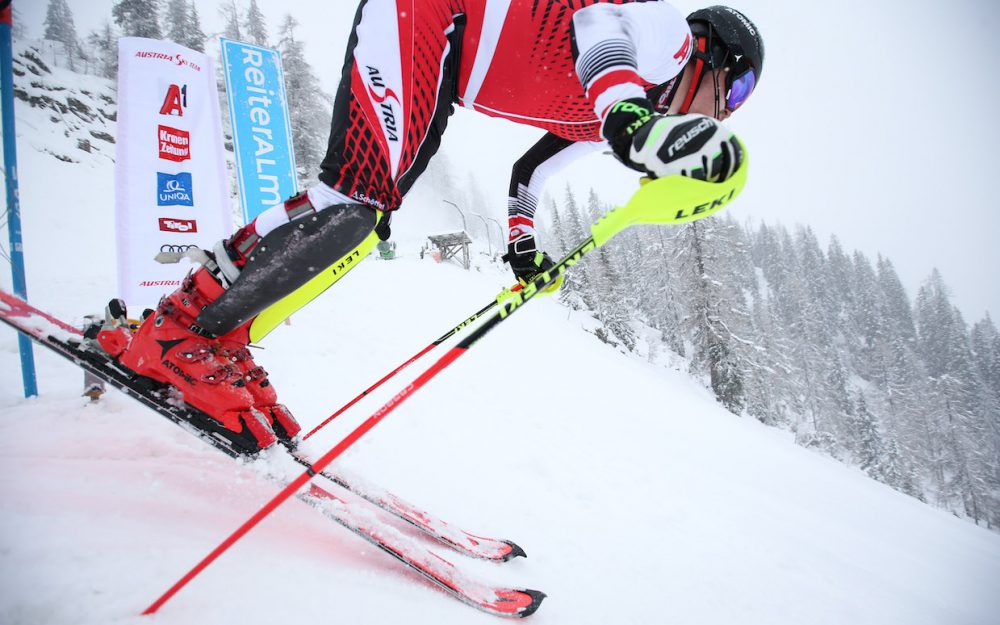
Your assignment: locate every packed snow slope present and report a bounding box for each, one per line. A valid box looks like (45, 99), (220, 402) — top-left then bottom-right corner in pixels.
(3, 120), (1000, 625)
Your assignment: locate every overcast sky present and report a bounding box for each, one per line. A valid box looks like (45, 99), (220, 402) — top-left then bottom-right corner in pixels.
(15, 0), (1000, 322)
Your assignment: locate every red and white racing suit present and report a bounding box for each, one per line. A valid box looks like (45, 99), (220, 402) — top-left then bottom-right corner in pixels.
(317, 0), (693, 240)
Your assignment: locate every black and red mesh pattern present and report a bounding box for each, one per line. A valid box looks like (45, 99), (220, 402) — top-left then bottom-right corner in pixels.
(395, 0), (463, 184)
(463, 0), (652, 142)
(319, 0), (463, 211)
(338, 95), (398, 210)
(318, 0), (665, 208)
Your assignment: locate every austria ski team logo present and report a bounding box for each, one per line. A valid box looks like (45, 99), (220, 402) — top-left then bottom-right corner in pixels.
(160, 83), (188, 116)
(158, 217), (198, 233)
(366, 66), (400, 143)
(158, 125), (190, 162)
(156, 172), (194, 206)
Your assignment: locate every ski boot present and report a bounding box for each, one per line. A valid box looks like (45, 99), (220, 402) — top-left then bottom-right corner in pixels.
(210, 219), (302, 445)
(215, 321), (301, 445)
(96, 268), (279, 452)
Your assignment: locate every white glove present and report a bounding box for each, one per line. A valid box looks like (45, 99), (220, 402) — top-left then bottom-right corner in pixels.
(628, 113), (743, 182)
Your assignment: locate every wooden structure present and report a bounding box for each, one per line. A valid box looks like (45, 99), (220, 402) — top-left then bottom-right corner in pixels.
(427, 232), (472, 270)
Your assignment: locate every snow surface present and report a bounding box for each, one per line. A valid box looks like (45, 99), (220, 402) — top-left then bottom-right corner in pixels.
(3, 83), (1000, 625)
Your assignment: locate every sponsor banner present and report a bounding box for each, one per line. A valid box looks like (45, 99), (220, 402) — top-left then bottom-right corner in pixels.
(220, 39), (297, 223)
(115, 38), (231, 309)
(159, 217), (198, 233)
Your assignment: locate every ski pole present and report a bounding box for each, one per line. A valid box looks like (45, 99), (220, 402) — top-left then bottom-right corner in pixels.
(142, 154), (748, 615)
(302, 286), (521, 440)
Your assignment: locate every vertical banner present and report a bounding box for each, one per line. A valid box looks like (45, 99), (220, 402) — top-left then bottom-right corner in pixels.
(220, 39), (297, 224)
(115, 37), (231, 310)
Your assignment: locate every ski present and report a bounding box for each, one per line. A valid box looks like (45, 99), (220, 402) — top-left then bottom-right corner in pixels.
(291, 454), (525, 562)
(299, 480), (543, 617)
(0, 289), (523, 560)
(0, 289), (545, 618)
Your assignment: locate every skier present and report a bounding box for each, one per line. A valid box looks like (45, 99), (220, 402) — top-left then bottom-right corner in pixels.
(97, 1), (764, 452)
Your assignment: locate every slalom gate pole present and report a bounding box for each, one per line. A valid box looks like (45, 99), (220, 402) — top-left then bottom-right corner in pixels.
(143, 153), (749, 615)
(0, 1), (37, 398)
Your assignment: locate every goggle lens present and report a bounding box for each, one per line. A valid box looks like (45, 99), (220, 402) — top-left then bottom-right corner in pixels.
(726, 68), (756, 111)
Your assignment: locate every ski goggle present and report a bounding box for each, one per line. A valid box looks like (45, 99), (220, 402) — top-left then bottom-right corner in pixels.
(725, 66), (756, 111)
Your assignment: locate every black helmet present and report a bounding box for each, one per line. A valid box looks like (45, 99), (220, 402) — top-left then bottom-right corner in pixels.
(649, 5), (764, 115)
(687, 6), (765, 84)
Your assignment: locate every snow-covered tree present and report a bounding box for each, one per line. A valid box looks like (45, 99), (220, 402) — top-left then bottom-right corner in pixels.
(276, 14), (331, 184)
(220, 0), (243, 41)
(43, 0), (80, 70)
(915, 271), (991, 522)
(184, 1), (207, 52)
(164, 0), (190, 46)
(164, 0), (205, 51)
(43, 0), (78, 49)
(244, 0), (269, 46)
(555, 186), (595, 311)
(584, 189), (635, 350)
(112, 0), (162, 39)
(85, 21), (119, 79)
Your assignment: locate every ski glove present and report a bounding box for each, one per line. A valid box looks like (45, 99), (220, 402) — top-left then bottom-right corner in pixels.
(604, 98), (743, 182)
(504, 234), (564, 294)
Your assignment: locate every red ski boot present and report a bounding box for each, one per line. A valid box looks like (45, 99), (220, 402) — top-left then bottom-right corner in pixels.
(208, 215), (304, 444)
(216, 323), (301, 444)
(98, 268), (278, 451)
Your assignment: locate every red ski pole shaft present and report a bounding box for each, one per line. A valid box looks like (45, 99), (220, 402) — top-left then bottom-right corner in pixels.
(143, 264), (574, 615)
(143, 169), (750, 614)
(302, 286), (520, 440)
(142, 345), (467, 615)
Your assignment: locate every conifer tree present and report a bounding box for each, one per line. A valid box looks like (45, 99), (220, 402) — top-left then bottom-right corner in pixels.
(113, 0), (163, 39)
(277, 14), (331, 184)
(672, 218), (757, 414)
(852, 391), (883, 474)
(43, 0), (78, 48)
(916, 271), (990, 521)
(244, 0), (269, 46)
(185, 1), (207, 51)
(584, 189), (635, 350)
(560, 185), (596, 310)
(220, 0), (243, 41)
(165, 0), (191, 47)
(43, 0), (79, 69)
(86, 21), (118, 79)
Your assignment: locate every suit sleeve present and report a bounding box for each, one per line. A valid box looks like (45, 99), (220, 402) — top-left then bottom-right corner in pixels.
(508, 134), (603, 243)
(571, 2), (693, 122)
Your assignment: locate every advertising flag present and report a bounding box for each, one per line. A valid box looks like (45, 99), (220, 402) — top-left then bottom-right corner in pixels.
(220, 39), (297, 224)
(115, 38), (231, 310)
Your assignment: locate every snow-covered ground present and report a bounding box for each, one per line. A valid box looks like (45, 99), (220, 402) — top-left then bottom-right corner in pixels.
(3, 79), (1000, 625)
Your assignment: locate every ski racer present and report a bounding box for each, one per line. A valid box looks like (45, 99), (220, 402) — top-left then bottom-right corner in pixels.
(97, 1), (765, 452)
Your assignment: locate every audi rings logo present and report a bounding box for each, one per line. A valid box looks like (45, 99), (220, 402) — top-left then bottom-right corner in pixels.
(160, 244), (196, 254)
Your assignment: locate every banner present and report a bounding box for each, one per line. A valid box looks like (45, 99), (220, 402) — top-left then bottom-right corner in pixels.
(115, 37), (231, 310)
(220, 39), (297, 224)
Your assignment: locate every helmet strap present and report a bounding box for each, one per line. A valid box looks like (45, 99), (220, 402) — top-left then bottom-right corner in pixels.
(679, 35), (709, 114)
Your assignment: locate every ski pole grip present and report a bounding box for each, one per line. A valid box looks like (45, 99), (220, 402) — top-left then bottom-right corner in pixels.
(591, 144), (749, 247)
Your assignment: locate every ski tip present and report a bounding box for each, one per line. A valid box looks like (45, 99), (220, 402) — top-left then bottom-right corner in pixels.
(518, 589), (546, 618)
(494, 589), (546, 618)
(502, 540), (527, 561)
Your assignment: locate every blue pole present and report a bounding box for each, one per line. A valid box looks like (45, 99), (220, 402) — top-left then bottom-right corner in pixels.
(1, 3), (38, 397)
